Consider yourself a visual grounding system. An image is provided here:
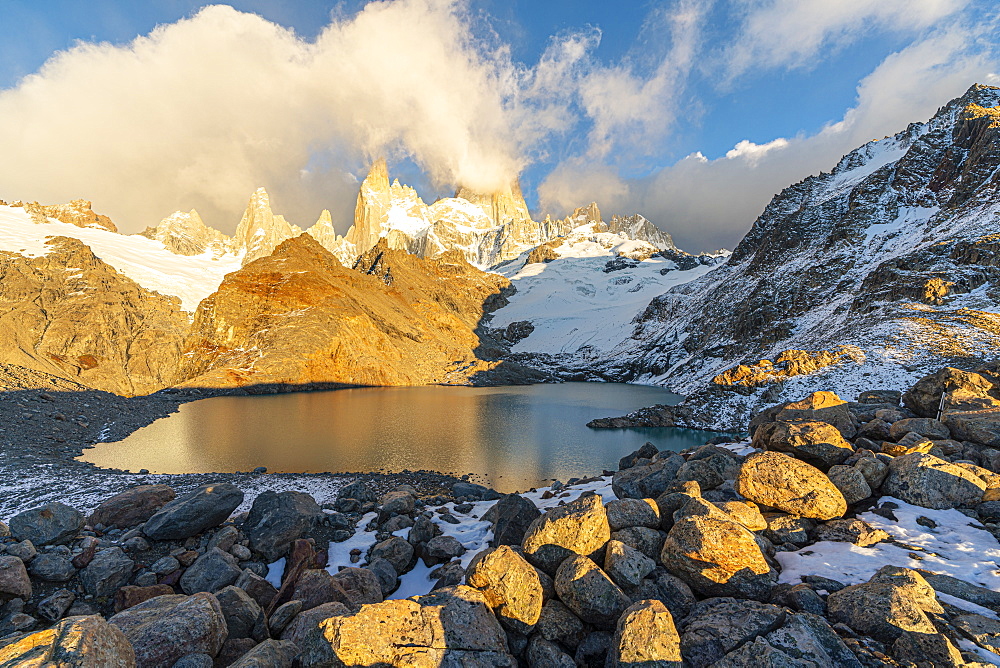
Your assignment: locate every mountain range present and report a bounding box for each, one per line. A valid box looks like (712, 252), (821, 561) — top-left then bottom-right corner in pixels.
(1, 84), (999, 428)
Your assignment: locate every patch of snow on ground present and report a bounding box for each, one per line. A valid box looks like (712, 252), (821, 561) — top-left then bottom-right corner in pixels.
(326, 511), (379, 575)
(266, 557), (286, 589)
(776, 498), (1000, 594)
(0, 205), (242, 311)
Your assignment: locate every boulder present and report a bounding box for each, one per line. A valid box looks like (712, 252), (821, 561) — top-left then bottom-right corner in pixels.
(889, 417), (951, 441)
(88, 484), (176, 529)
(893, 630), (964, 668)
(229, 639), (298, 668)
(297, 585), (515, 667)
(775, 391), (857, 438)
(329, 567), (383, 609)
(243, 490), (323, 562)
(369, 536), (415, 575)
(452, 482), (500, 501)
(826, 567), (940, 643)
(620, 442), (659, 470)
(627, 569), (696, 621)
(364, 557), (398, 597)
(28, 553), (76, 582)
(553, 555), (631, 629)
(857, 418), (892, 442)
(611, 526), (664, 561)
(0, 615), (135, 667)
(607, 599), (682, 667)
(903, 367), (994, 417)
(535, 600), (586, 649)
(179, 548), (242, 594)
(422, 535), (466, 566)
(605, 498), (660, 531)
(612, 454), (685, 499)
(377, 490), (415, 520)
(854, 456), (889, 489)
(80, 547), (134, 599)
(280, 601), (349, 646)
(521, 492), (611, 574)
(8, 503), (84, 546)
(660, 514), (776, 601)
(489, 493), (541, 547)
(143, 483), (244, 540)
(604, 539), (656, 588)
(235, 569), (278, 610)
(215, 585), (267, 641)
(113, 584), (174, 613)
(338, 480), (377, 503)
(813, 518), (889, 546)
(762, 513), (814, 546)
(717, 501), (767, 531)
(882, 452), (987, 509)
(0, 556), (31, 602)
(735, 452), (846, 520)
(526, 635), (576, 667)
(943, 408), (1000, 447)
(753, 419), (854, 470)
(37, 589), (76, 621)
(678, 597), (786, 668)
(466, 545), (543, 634)
(109, 593), (228, 667)
(827, 465), (873, 505)
(291, 568), (382, 611)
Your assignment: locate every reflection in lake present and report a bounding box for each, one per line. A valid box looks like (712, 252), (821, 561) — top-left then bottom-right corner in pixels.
(81, 383), (724, 492)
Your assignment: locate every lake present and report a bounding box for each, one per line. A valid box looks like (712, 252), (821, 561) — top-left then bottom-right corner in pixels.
(80, 383), (722, 492)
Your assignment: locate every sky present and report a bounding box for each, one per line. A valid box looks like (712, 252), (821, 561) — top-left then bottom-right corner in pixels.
(0, 0), (997, 251)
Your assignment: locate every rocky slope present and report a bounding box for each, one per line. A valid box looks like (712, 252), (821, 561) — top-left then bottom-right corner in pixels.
(4, 367), (1000, 666)
(176, 234), (515, 389)
(587, 84), (1000, 429)
(0, 237), (187, 396)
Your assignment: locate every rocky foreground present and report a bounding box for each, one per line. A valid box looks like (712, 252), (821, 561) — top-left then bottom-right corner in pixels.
(4, 367), (1000, 666)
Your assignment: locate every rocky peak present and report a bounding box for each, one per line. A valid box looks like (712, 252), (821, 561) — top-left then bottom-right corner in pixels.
(455, 180), (533, 229)
(140, 210), (231, 257)
(10, 199), (117, 232)
(232, 187), (302, 265)
(347, 158), (392, 254)
(607, 214), (677, 251)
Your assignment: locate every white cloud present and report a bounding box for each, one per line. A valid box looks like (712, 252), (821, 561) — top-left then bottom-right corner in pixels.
(725, 0), (968, 79)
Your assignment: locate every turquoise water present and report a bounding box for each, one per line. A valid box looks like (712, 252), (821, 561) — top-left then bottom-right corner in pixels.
(81, 383), (719, 492)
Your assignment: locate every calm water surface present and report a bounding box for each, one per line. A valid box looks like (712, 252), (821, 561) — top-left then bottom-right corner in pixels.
(81, 383), (721, 492)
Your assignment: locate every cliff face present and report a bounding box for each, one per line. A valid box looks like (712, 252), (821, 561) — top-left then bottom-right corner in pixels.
(232, 188), (303, 265)
(595, 84), (1000, 426)
(140, 210), (231, 256)
(177, 234), (512, 389)
(9, 199), (118, 233)
(0, 237), (187, 395)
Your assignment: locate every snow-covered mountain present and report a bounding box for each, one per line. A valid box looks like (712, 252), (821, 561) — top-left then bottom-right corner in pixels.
(581, 83), (1000, 428)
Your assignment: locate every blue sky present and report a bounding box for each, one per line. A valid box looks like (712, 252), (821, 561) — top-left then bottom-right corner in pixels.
(0, 0), (997, 250)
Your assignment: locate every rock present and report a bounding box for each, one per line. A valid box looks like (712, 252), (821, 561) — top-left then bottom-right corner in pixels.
(762, 513), (814, 546)
(235, 569), (278, 610)
(88, 484), (176, 529)
(604, 539), (656, 588)
(611, 526), (664, 560)
(943, 408), (1000, 447)
(229, 639), (298, 668)
(466, 545), (543, 634)
(827, 464), (873, 504)
(605, 498), (660, 531)
(893, 630), (964, 668)
(488, 493), (541, 547)
(857, 418), (893, 442)
(215, 638), (256, 666)
(172, 652), (215, 668)
(0, 615), (135, 667)
(753, 419), (854, 470)
(0, 556), (31, 602)
(889, 417), (951, 441)
(553, 555), (631, 629)
(521, 492), (611, 575)
(150, 555), (181, 576)
(297, 585), (515, 667)
(109, 593), (228, 667)
(377, 490), (415, 520)
(422, 535), (466, 566)
(329, 567), (383, 609)
(883, 452), (987, 508)
(243, 490), (322, 563)
(280, 601), (349, 646)
(855, 456), (889, 489)
(364, 557), (398, 597)
(780, 585), (826, 615)
(678, 597), (786, 668)
(952, 613), (1000, 654)
(81, 547), (134, 599)
(37, 588), (75, 621)
(620, 442), (659, 470)
(338, 480), (377, 503)
(369, 536), (414, 575)
(290, 567), (382, 611)
(813, 518), (889, 546)
(627, 569), (696, 621)
(827, 567), (940, 643)
(113, 584), (174, 613)
(143, 483), (244, 541)
(535, 600), (585, 648)
(859, 390), (902, 405)
(917, 571), (1000, 610)
(606, 599), (682, 667)
(8, 503), (84, 546)
(765, 611), (864, 666)
(269, 600), (303, 636)
(735, 452), (846, 520)
(216, 585), (267, 640)
(775, 391), (857, 439)
(612, 454), (685, 499)
(673, 456), (730, 490)
(28, 552), (76, 582)
(711, 636), (799, 667)
(5, 541), (36, 563)
(526, 635), (576, 667)
(453, 482), (500, 501)
(179, 547), (242, 594)
(717, 501), (767, 531)
(575, 630), (613, 667)
(660, 514), (776, 600)
(903, 367), (994, 417)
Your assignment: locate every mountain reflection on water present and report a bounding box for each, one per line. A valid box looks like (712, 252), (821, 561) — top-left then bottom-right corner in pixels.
(80, 383), (724, 492)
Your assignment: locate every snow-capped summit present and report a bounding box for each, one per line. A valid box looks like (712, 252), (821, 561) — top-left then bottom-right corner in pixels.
(140, 210), (230, 257)
(232, 187), (303, 265)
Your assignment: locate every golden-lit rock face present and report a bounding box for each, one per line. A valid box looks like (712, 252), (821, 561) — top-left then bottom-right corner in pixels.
(177, 234), (511, 388)
(712, 347), (863, 387)
(0, 237), (187, 395)
(10, 199), (117, 232)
